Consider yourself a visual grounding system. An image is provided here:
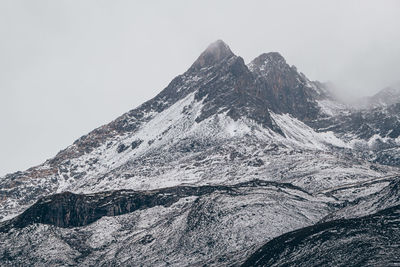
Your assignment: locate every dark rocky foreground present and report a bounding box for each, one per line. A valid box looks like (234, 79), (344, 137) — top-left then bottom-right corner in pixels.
(242, 204), (400, 267)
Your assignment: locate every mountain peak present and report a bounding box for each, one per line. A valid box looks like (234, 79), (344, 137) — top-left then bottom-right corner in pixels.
(258, 52), (286, 62)
(365, 85), (400, 108)
(249, 52), (287, 71)
(190, 40), (235, 71)
(376, 85), (400, 97)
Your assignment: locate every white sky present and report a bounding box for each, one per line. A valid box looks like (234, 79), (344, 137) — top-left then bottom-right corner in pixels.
(1, 0), (400, 176)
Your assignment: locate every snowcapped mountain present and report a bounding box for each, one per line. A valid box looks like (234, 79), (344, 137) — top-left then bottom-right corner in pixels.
(1, 40), (399, 266)
(355, 83), (400, 109)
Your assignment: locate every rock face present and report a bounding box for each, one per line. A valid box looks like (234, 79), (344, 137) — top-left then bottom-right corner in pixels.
(0, 40), (400, 266)
(242, 204), (400, 267)
(311, 102), (400, 140)
(310, 102), (400, 167)
(1, 180), (311, 231)
(248, 52), (323, 121)
(189, 40), (235, 71)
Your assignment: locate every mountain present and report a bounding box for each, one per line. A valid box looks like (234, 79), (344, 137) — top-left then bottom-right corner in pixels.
(355, 83), (400, 109)
(1, 40), (399, 266)
(370, 84), (400, 107)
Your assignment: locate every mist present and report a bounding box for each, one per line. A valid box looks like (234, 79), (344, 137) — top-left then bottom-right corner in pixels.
(1, 0), (400, 176)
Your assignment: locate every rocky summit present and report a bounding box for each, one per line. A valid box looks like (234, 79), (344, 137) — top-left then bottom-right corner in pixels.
(1, 40), (400, 266)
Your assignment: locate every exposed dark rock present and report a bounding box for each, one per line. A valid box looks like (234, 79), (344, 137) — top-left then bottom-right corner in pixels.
(131, 139), (143, 149)
(0, 180), (310, 232)
(242, 205), (400, 267)
(229, 150), (244, 161)
(311, 103), (400, 140)
(140, 234), (155, 245)
(248, 52), (324, 121)
(189, 40), (235, 71)
(116, 143), (128, 153)
(247, 158), (264, 167)
(178, 140), (205, 153)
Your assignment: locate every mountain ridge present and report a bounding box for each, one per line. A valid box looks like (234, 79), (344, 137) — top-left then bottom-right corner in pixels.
(1, 40), (400, 266)
(2, 40), (399, 222)
(45, 40), (329, 167)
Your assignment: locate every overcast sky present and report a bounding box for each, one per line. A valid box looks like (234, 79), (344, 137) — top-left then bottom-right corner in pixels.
(1, 0), (399, 176)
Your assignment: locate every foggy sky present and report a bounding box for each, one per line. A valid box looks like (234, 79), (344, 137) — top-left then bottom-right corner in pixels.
(1, 0), (400, 176)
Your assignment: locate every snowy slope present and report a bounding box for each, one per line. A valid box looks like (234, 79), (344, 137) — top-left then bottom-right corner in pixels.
(0, 181), (334, 266)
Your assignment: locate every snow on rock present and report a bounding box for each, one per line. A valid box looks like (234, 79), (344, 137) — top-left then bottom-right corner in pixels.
(317, 99), (349, 117)
(270, 113), (349, 149)
(0, 182), (333, 266)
